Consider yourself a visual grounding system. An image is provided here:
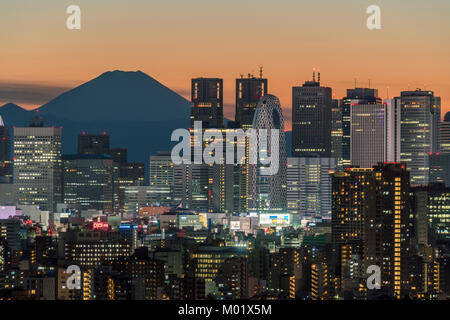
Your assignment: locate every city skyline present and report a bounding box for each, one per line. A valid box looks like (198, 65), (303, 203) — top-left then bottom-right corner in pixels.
(1, 0), (450, 129)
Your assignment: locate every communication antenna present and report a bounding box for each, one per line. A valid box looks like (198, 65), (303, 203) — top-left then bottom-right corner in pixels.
(259, 65), (263, 79)
(313, 68), (316, 82)
(318, 69), (321, 83)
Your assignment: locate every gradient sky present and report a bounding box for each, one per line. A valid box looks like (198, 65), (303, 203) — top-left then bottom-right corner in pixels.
(1, 0), (450, 129)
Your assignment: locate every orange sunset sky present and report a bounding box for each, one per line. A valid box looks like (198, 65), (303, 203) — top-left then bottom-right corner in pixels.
(1, 0), (450, 130)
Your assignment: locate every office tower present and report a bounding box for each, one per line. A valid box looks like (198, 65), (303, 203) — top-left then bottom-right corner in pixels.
(191, 78), (223, 128)
(116, 162), (145, 212)
(292, 72), (332, 157)
(385, 98), (401, 162)
(108, 147), (144, 213)
(178, 163), (210, 212)
(331, 100), (343, 163)
(341, 88), (379, 167)
(440, 112), (450, 153)
(124, 186), (153, 216)
(109, 148), (127, 164)
(14, 117), (62, 212)
(287, 157), (336, 219)
(248, 94), (287, 212)
(411, 183), (450, 241)
(149, 152), (175, 206)
(0, 115), (12, 183)
(400, 89), (440, 185)
(332, 163), (411, 298)
(0, 219), (22, 250)
(59, 230), (131, 268)
(62, 154), (115, 214)
(77, 133), (110, 155)
(235, 70), (268, 129)
(429, 153), (450, 187)
(366, 163), (411, 299)
(350, 99), (386, 168)
(206, 125), (248, 213)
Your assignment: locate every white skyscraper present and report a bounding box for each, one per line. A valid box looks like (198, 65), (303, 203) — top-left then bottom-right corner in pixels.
(350, 100), (387, 168)
(248, 94), (286, 212)
(13, 118), (62, 212)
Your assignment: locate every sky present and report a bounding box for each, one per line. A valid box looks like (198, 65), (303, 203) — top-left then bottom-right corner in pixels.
(1, 0), (450, 130)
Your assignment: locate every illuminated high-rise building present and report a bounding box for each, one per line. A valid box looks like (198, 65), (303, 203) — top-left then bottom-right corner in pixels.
(331, 100), (343, 164)
(149, 152), (175, 206)
(341, 88), (379, 167)
(235, 70), (268, 129)
(400, 89), (440, 186)
(287, 157), (336, 219)
(13, 116), (62, 212)
(249, 94), (287, 212)
(0, 115), (12, 183)
(350, 98), (386, 168)
(191, 78), (223, 128)
(62, 154), (115, 213)
(332, 163), (411, 298)
(292, 72), (332, 157)
(440, 112), (450, 153)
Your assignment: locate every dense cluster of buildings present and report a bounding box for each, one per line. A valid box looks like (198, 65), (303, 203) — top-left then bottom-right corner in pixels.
(1, 69), (450, 300)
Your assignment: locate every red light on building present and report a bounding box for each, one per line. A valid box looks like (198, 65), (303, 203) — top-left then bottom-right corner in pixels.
(92, 221), (109, 231)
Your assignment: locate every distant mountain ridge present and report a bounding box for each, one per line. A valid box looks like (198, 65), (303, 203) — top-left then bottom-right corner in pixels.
(37, 70), (190, 122)
(0, 71), (190, 171)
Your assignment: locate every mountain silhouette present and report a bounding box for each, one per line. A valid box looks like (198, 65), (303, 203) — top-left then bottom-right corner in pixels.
(0, 71), (190, 177)
(37, 70), (190, 122)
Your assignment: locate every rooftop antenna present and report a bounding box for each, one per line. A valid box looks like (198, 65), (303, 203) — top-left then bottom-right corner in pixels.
(318, 69), (321, 83)
(248, 73), (251, 79)
(313, 68), (316, 82)
(240, 74), (244, 79)
(259, 65), (263, 79)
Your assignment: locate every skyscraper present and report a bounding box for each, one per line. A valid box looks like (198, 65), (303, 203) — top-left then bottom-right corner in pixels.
(14, 116), (62, 211)
(341, 88), (379, 167)
(0, 115), (12, 183)
(248, 94), (287, 212)
(191, 78), (223, 128)
(62, 154), (115, 213)
(440, 112), (450, 153)
(332, 163), (411, 298)
(400, 89), (440, 186)
(78, 133), (110, 155)
(287, 157), (336, 219)
(331, 100), (343, 164)
(292, 72), (332, 158)
(149, 152), (175, 206)
(235, 71), (268, 129)
(350, 99), (386, 168)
